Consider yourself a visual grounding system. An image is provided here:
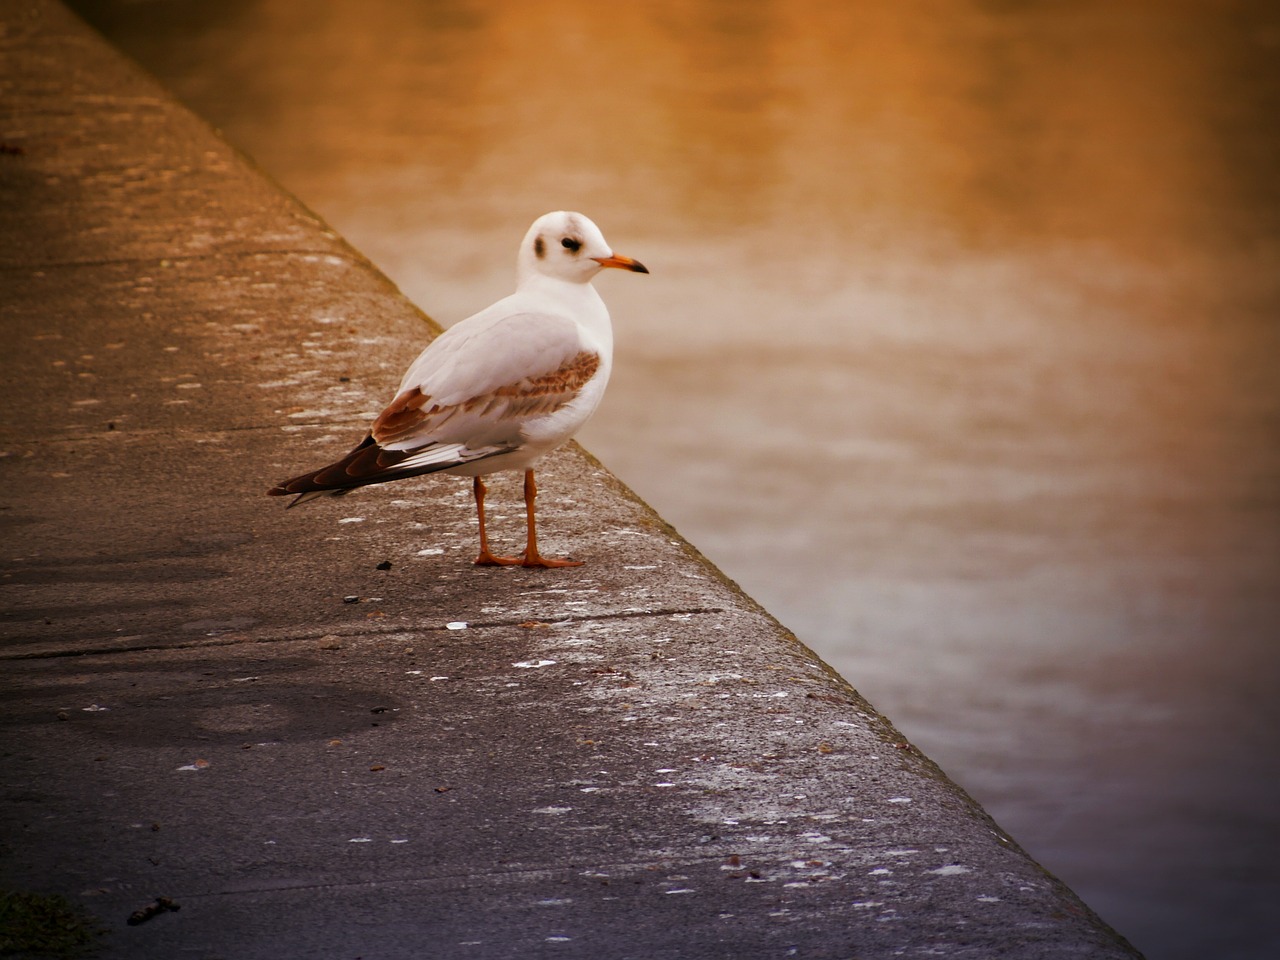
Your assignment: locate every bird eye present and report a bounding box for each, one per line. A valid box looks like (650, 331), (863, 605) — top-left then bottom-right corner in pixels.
(561, 237), (581, 252)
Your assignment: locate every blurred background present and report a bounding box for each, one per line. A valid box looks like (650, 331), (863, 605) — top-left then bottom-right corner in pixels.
(66, 1), (1279, 957)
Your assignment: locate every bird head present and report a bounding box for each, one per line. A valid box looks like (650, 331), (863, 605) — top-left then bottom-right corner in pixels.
(518, 211), (648, 285)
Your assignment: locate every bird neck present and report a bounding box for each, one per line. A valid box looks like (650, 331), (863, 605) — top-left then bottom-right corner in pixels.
(517, 272), (613, 353)
(517, 270), (602, 307)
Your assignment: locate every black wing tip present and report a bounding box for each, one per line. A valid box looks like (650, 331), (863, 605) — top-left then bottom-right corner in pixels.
(268, 483), (344, 509)
(267, 479), (313, 502)
(268, 433), (380, 496)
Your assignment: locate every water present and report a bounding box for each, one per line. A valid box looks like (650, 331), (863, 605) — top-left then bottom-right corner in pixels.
(67, 2), (1280, 956)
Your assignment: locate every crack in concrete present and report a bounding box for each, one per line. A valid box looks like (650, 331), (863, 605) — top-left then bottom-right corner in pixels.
(0, 607), (727, 662)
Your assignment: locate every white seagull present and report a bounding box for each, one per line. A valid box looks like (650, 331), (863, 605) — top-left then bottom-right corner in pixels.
(269, 211), (648, 568)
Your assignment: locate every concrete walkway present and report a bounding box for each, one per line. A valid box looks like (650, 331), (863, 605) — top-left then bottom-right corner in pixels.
(0, 2), (1141, 957)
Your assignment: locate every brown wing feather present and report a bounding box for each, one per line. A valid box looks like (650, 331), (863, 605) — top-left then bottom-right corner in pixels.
(371, 350), (599, 448)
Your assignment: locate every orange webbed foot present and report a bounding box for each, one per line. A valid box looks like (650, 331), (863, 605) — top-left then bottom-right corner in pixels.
(520, 552), (584, 569)
(473, 549), (524, 567)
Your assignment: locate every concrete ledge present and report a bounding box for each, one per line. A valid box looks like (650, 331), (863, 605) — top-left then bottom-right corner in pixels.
(0, 2), (1141, 957)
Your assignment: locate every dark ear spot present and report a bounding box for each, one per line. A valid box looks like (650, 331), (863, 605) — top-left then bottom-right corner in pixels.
(534, 236), (546, 259)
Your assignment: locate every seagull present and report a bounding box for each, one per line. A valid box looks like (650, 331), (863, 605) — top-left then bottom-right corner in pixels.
(268, 211), (648, 568)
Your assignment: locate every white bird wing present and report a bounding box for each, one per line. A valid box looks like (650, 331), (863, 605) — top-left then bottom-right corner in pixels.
(372, 309), (599, 456)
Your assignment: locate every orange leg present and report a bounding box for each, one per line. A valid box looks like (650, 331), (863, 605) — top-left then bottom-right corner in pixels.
(472, 475), (521, 566)
(519, 469), (583, 569)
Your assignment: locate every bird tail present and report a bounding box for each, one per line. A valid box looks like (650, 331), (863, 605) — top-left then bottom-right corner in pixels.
(267, 434), (508, 507)
(267, 434), (380, 507)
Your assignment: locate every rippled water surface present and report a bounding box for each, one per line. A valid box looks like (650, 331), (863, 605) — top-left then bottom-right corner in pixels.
(69, 2), (1280, 956)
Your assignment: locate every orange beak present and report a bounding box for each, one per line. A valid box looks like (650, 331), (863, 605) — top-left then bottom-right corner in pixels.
(593, 253), (649, 274)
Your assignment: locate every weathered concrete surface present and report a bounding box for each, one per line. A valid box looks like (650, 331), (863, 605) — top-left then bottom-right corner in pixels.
(0, 2), (1143, 957)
